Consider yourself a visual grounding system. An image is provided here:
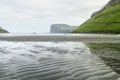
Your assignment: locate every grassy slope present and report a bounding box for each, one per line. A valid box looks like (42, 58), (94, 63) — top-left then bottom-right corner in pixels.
(0, 27), (8, 33)
(75, 4), (120, 34)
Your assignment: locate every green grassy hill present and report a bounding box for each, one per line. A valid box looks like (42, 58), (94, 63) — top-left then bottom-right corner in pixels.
(0, 27), (9, 33)
(75, 0), (120, 34)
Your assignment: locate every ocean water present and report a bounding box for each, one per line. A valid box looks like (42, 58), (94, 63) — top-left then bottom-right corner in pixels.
(0, 41), (119, 80)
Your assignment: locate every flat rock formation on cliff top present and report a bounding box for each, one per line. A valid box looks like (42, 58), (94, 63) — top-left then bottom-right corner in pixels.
(50, 24), (77, 33)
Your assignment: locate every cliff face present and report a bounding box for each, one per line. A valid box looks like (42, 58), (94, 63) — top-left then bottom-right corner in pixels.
(50, 24), (77, 33)
(0, 27), (8, 33)
(75, 0), (120, 34)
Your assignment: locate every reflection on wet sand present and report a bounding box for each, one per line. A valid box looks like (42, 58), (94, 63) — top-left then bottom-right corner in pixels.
(87, 43), (120, 74)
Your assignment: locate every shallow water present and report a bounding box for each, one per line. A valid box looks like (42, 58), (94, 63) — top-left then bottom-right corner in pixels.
(0, 41), (119, 80)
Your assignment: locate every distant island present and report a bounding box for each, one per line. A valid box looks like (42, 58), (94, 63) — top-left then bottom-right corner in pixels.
(75, 0), (120, 34)
(50, 24), (78, 33)
(0, 27), (9, 33)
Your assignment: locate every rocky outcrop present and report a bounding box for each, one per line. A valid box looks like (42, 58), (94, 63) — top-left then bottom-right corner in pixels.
(0, 27), (9, 33)
(105, 0), (120, 8)
(50, 24), (77, 33)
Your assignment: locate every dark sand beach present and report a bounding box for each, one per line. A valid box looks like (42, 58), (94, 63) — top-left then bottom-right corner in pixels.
(0, 34), (120, 42)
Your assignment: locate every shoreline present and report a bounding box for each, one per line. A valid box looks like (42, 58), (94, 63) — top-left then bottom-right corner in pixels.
(0, 34), (120, 42)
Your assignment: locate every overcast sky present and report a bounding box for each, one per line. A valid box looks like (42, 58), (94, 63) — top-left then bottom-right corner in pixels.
(0, 0), (109, 33)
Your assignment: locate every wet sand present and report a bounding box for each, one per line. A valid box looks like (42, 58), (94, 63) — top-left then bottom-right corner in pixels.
(0, 41), (119, 80)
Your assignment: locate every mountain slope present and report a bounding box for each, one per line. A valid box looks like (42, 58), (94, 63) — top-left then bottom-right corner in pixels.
(75, 0), (120, 34)
(0, 27), (9, 33)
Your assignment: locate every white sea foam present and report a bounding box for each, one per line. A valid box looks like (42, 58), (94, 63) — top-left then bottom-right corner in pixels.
(0, 41), (91, 63)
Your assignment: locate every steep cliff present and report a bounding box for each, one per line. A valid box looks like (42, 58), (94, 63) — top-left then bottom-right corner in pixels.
(0, 27), (8, 33)
(50, 24), (77, 33)
(75, 0), (120, 34)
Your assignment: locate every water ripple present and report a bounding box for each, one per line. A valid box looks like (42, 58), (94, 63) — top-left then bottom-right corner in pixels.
(0, 41), (119, 80)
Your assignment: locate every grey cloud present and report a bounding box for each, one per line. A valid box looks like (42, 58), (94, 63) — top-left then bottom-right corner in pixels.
(0, 0), (109, 33)
(0, 0), (109, 21)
